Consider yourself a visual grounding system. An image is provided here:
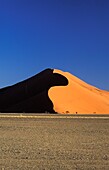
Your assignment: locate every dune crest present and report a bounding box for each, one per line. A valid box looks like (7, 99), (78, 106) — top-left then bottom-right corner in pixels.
(48, 69), (109, 114)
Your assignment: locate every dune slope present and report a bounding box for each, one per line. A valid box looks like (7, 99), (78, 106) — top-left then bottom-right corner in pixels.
(49, 69), (109, 114)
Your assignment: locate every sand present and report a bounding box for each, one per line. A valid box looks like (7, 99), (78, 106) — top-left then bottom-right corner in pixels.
(0, 115), (109, 169)
(48, 69), (109, 114)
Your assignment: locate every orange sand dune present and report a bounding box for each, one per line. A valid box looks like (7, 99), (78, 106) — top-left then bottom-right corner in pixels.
(49, 69), (109, 114)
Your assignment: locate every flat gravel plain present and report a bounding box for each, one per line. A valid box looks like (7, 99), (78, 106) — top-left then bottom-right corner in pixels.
(0, 114), (109, 170)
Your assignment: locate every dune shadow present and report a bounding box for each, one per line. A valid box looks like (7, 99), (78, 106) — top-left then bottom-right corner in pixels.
(0, 69), (68, 113)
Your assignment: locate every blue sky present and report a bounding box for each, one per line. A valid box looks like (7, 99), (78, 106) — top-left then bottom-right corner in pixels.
(0, 0), (109, 90)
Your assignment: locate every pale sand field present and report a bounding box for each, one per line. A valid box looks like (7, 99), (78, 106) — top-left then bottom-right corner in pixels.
(0, 114), (109, 170)
(49, 69), (109, 114)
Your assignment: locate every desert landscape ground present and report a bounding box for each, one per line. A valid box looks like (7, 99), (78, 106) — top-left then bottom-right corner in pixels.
(0, 114), (109, 170)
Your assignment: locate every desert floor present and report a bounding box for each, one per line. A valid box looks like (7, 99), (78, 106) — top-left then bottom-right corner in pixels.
(0, 114), (109, 170)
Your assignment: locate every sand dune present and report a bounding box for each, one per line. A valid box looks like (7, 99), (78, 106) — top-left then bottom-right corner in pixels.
(0, 68), (109, 114)
(49, 69), (109, 114)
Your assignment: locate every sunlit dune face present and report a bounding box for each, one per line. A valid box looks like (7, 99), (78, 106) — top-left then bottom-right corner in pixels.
(48, 69), (109, 114)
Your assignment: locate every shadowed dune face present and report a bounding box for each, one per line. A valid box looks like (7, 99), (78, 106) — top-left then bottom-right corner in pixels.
(0, 69), (68, 113)
(48, 69), (109, 114)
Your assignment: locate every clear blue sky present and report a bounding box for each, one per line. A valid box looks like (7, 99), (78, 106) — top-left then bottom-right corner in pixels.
(0, 0), (109, 90)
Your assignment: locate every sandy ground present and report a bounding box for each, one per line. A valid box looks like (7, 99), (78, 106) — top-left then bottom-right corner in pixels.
(0, 114), (109, 170)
